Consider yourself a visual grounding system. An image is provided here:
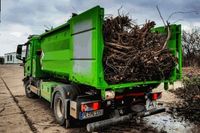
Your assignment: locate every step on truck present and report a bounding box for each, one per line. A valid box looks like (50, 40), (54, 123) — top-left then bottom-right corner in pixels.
(16, 6), (182, 132)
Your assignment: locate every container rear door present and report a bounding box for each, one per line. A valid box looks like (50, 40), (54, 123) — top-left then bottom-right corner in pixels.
(70, 6), (104, 86)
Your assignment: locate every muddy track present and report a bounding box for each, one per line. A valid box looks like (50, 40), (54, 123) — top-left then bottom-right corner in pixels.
(0, 77), (37, 133)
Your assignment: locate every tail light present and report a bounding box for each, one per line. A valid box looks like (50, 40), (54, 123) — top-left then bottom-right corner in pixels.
(81, 102), (100, 112)
(150, 92), (162, 100)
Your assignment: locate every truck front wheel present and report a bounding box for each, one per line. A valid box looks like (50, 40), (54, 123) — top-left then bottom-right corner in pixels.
(53, 92), (66, 126)
(24, 81), (37, 98)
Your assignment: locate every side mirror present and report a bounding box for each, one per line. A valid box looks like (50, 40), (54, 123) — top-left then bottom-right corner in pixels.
(16, 45), (23, 60)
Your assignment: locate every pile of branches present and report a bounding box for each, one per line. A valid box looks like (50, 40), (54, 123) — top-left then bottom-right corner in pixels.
(103, 15), (177, 84)
(170, 76), (200, 123)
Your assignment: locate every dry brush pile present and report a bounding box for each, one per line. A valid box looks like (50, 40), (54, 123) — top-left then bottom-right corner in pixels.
(103, 15), (177, 84)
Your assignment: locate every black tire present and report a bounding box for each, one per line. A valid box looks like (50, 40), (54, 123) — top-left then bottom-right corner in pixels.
(54, 91), (66, 126)
(53, 85), (80, 128)
(24, 81), (37, 98)
(65, 119), (70, 128)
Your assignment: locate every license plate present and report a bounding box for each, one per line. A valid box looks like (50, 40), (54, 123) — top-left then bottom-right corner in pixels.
(80, 109), (103, 120)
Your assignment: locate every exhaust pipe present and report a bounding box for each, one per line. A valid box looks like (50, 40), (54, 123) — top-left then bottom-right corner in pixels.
(86, 108), (165, 132)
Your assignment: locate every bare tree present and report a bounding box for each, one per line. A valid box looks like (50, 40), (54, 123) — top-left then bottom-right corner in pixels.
(182, 28), (200, 67)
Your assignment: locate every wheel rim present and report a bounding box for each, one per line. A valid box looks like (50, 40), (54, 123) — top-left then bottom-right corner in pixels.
(56, 97), (63, 118)
(26, 85), (31, 93)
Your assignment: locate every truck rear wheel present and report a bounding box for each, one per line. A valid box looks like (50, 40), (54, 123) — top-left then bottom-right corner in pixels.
(54, 92), (66, 126)
(53, 85), (81, 128)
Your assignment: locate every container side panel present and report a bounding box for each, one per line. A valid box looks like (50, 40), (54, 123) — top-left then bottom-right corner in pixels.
(42, 50), (71, 75)
(40, 25), (71, 77)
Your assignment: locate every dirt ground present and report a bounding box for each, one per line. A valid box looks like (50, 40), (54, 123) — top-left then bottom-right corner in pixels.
(182, 67), (200, 76)
(0, 64), (199, 133)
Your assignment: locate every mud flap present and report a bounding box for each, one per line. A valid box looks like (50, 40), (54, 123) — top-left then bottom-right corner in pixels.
(64, 99), (70, 119)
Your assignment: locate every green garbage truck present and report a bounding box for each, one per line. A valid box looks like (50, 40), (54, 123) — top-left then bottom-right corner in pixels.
(16, 6), (182, 132)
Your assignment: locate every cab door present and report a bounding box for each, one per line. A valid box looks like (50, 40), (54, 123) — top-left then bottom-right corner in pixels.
(24, 42), (32, 77)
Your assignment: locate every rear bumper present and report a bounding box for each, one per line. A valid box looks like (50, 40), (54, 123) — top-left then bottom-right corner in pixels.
(86, 107), (165, 132)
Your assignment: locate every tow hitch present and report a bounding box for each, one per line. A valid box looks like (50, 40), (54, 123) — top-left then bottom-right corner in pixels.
(86, 107), (165, 132)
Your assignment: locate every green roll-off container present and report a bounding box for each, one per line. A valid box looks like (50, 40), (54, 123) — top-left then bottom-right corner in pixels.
(16, 5), (182, 131)
(37, 6), (182, 92)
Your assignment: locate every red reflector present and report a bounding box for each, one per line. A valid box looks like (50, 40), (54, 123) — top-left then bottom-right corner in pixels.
(152, 93), (158, 100)
(81, 104), (86, 112)
(151, 92), (161, 100)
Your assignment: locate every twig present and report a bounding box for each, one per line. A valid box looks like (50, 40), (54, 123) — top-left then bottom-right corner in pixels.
(118, 5), (123, 16)
(162, 21), (171, 49)
(156, 5), (166, 27)
(167, 10), (199, 22)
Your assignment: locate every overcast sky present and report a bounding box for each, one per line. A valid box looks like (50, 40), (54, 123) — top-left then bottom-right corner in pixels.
(0, 0), (200, 56)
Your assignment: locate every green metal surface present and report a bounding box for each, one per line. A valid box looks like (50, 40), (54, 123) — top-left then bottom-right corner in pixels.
(31, 37), (43, 78)
(24, 40), (32, 77)
(25, 6), (182, 96)
(40, 81), (63, 102)
(69, 6), (104, 88)
(40, 24), (71, 76)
